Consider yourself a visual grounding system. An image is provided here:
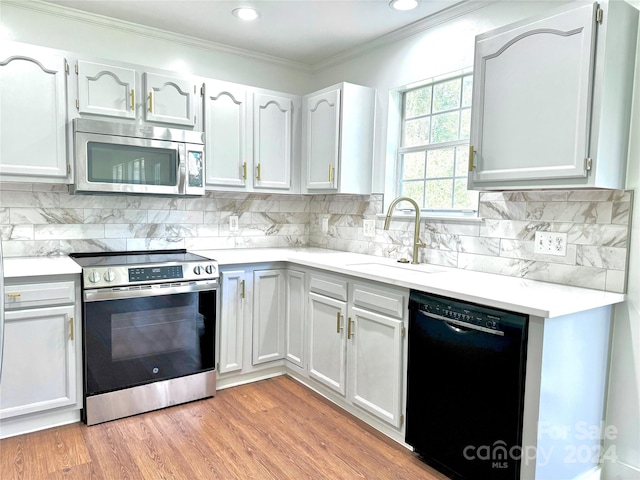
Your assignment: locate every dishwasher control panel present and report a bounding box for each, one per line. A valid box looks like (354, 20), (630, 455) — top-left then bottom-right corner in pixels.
(412, 293), (527, 334)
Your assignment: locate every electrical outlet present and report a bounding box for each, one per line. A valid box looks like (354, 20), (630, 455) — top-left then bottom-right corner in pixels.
(363, 219), (376, 238)
(534, 231), (567, 256)
(229, 215), (239, 232)
(321, 217), (329, 234)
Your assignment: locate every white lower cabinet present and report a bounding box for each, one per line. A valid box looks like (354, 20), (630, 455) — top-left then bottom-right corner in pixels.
(252, 269), (286, 365)
(0, 277), (81, 434)
(218, 266), (289, 379)
(308, 291), (348, 394)
(285, 270), (306, 369)
(218, 269), (247, 374)
(307, 272), (408, 428)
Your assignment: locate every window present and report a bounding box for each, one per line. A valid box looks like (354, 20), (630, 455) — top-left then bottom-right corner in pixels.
(398, 72), (478, 213)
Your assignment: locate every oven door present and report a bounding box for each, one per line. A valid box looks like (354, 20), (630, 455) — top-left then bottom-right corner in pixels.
(83, 284), (216, 396)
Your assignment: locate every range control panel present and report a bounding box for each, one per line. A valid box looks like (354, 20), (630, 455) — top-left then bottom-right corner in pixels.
(83, 261), (218, 289)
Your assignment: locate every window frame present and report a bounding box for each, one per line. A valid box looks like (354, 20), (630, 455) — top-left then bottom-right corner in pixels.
(392, 68), (478, 217)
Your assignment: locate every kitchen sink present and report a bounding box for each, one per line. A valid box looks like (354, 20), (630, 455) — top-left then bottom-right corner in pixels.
(345, 262), (445, 275)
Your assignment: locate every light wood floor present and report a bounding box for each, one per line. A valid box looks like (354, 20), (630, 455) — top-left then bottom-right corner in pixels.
(0, 375), (450, 479)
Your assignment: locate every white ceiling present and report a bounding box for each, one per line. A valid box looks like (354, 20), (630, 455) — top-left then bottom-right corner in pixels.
(41, 0), (463, 65)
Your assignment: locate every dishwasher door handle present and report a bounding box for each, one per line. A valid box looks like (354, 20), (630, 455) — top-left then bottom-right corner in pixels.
(418, 310), (505, 337)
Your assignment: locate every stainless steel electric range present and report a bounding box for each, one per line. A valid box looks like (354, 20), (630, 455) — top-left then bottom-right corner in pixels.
(70, 249), (218, 426)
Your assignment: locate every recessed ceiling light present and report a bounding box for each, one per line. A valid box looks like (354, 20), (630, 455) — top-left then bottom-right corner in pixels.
(389, 0), (419, 11)
(232, 7), (260, 21)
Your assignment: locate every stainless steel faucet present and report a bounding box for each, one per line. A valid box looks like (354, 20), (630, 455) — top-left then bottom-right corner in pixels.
(383, 197), (425, 265)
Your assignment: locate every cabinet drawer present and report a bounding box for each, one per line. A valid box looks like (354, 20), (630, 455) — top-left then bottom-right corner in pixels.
(352, 283), (407, 319)
(5, 281), (75, 310)
(309, 274), (348, 301)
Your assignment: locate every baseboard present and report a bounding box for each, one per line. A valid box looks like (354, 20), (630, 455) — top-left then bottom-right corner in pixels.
(216, 365), (286, 390)
(0, 408), (81, 439)
(602, 459), (640, 479)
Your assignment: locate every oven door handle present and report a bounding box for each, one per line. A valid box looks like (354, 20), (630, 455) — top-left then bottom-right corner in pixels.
(84, 280), (218, 302)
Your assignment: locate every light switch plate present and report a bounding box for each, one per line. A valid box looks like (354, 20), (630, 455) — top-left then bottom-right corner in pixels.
(363, 219), (376, 237)
(321, 217), (329, 234)
(229, 215), (239, 232)
(534, 231), (567, 256)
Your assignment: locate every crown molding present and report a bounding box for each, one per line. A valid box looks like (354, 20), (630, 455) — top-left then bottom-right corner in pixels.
(312, 1), (497, 72)
(3, 0), (498, 73)
(1, 0), (313, 72)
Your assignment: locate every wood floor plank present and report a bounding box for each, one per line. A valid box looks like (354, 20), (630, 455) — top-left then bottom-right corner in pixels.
(1, 375), (449, 480)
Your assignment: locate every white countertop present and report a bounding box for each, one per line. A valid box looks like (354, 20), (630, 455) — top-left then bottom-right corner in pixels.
(3, 248), (625, 318)
(194, 247), (626, 319)
(3, 256), (82, 278)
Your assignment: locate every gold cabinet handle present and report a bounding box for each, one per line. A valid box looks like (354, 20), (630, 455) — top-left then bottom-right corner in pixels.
(69, 317), (74, 341)
(329, 164), (334, 183)
(256, 163), (261, 181)
(468, 145), (475, 172)
(130, 90), (135, 111)
(242, 162), (247, 180)
(240, 279), (245, 299)
(148, 91), (153, 113)
(336, 312), (343, 334)
(7, 293), (21, 298)
(348, 317), (354, 339)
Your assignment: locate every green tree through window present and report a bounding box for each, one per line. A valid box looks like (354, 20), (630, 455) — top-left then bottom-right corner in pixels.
(399, 73), (478, 212)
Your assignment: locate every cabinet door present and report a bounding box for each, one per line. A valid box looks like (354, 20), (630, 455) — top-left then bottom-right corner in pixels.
(305, 89), (341, 190)
(0, 49), (68, 180)
(470, 2), (597, 185)
(308, 292), (347, 395)
(77, 60), (136, 119)
(144, 72), (196, 127)
(219, 270), (246, 374)
(252, 269), (286, 365)
(254, 93), (292, 190)
(285, 270), (306, 368)
(204, 81), (249, 187)
(0, 306), (77, 419)
(348, 306), (404, 427)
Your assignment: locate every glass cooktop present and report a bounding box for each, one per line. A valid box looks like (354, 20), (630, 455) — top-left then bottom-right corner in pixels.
(69, 249), (211, 267)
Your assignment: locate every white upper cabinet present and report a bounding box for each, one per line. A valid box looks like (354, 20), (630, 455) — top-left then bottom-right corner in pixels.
(0, 43), (69, 183)
(76, 60), (198, 127)
(77, 60), (136, 119)
(303, 82), (375, 194)
(469, 0), (638, 190)
(204, 80), (249, 188)
(144, 72), (195, 127)
(203, 80), (299, 193)
(253, 92), (293, 190)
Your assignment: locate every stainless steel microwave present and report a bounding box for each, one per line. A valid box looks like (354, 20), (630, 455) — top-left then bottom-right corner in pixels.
(71, 119), (205, 196)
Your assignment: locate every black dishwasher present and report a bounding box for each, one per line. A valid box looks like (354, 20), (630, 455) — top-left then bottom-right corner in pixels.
(406, 290), (528, 480)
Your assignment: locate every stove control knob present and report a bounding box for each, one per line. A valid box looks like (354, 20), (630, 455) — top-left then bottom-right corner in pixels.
(205, 264), (215, 275)
(103, 269), (116, 283)
(88, 270), (101, 283)
(193, 265), (203, 275)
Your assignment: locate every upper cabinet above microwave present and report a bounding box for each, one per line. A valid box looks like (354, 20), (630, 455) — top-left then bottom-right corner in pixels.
(75, 60), (200, 129)
(468, 0), (638, 191)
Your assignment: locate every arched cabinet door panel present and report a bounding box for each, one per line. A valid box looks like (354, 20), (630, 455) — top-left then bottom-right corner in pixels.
(0, 46), (69, 181)
(470, 2), (596, 185)
(469, 1), (638, 190)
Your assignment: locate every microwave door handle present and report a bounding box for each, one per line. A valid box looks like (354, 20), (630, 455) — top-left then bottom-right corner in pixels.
(178, 144), (186, 194)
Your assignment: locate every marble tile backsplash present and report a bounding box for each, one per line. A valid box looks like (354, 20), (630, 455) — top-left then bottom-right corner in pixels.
(0, 183), (310, 256)
(309, 190), (632, 293)
(0, 183), (632, 293)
